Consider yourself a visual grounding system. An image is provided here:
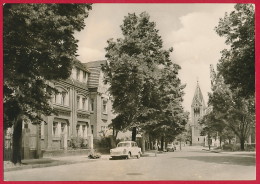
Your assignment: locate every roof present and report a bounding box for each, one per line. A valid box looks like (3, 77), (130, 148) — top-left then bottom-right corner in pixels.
(72, 58), (90, 73)
(83, 60), (107, 88)
(84, 60), (107, 68)
(191, 82), (205, 107)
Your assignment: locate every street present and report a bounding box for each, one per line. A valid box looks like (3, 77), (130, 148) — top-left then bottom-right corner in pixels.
(4, 146), (256, 181)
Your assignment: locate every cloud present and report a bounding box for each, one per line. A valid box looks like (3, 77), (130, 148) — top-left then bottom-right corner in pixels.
(169, 11), (228, 66)
(167, 6), (234, 111)
(74, 3), (235, 112)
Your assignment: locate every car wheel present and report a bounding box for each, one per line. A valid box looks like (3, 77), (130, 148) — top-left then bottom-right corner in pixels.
(136, 152), (141, 159)
(127, 152), (131, 159)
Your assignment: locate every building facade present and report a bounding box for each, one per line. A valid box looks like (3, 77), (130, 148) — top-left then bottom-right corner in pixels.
(84, 60), (114, 140)
(4, 59), (115, 160)
(42, 59), (93, 150)
(190, 82), (206, 146)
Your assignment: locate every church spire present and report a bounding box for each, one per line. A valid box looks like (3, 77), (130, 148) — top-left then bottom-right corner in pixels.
(191, 80), (205, 107)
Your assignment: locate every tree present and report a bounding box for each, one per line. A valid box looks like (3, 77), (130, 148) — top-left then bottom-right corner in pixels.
(140, 64), (188, 150)
(199, 111), (219, 150)
(215, 4), (255, 98)
(103, 12), (174, 141)
(4, 4), (92, 164)
(204, 66), (255, 151)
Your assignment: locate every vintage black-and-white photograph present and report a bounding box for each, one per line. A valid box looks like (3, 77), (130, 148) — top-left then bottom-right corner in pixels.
(3, 3), (255, 181)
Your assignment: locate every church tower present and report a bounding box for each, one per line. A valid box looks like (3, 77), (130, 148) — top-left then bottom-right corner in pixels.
(191, 81), (206, 146)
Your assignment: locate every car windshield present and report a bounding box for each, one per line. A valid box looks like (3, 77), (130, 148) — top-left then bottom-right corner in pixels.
(117, 142), (130, 147)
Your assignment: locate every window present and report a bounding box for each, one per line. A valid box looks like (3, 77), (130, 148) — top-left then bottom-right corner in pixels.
(55, 93), (60, 104)
(82, 125), (86, 136)
(76, 68), (80, 80)
(91, 125), (94, 134)
(61, 92), (66, 105)
(90, 99), (94, 111)
(61, 123), (65, 133)
(53, 122), (58, 136)
(82, 98), (86, 110)
(77, 96), (80, 109)
(83, 71), (87, 81)
(102, 99), (107, 113)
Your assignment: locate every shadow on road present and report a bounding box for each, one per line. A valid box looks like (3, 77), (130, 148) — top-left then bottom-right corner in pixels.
(172, 155), (255, 166)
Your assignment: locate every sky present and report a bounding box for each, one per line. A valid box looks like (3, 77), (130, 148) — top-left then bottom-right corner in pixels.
(74, 3), (235, 113)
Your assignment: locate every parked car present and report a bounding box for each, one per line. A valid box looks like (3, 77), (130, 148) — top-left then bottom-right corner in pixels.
(166, 143), (176, 152)
(110, 141), (142, 159)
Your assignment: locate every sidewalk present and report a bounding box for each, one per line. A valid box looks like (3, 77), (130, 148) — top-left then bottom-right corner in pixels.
(202, 148), (256, 157)
(4, 154), (110, 172)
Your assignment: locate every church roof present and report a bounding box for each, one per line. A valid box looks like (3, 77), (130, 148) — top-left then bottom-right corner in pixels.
(191, 82), (205, 107)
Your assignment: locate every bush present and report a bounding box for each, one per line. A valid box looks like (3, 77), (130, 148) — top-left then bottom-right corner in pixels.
(222, 143), (240, 151)
(94, 136), (121, 149)
(70, 137), (88, 149)
(245, 144), (255, 151)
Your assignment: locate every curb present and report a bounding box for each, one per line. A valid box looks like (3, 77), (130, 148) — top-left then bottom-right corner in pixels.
(202, 149), (221, 153)
(4, 159), (97, 172)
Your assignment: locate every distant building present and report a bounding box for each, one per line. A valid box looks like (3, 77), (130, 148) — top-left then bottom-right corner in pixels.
(190, 81), (206, 146)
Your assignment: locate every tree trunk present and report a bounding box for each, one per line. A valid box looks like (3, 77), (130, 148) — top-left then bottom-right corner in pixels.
(141, 134), (145, 153)
(208, 134), (211, 150)
(12, 118), (23, 164)
(240, 137), (245, 151)
(161, 136), (164, 151)
(109, 135), (117, 148)
(131, 127), (137, 141)
(113, 126), (115, 137)
(35, 123), (42, 159)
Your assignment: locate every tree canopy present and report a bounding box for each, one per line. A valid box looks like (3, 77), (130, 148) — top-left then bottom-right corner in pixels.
(4, 4), (92, 127)
(215, 4), (255, 98)
(103, 12), (188, 141)
(4, 3), (92, 164)
(200, 65), (255, 150)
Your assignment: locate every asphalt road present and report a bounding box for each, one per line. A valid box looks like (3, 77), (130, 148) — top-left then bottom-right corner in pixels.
(4, 147), (256, 181)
